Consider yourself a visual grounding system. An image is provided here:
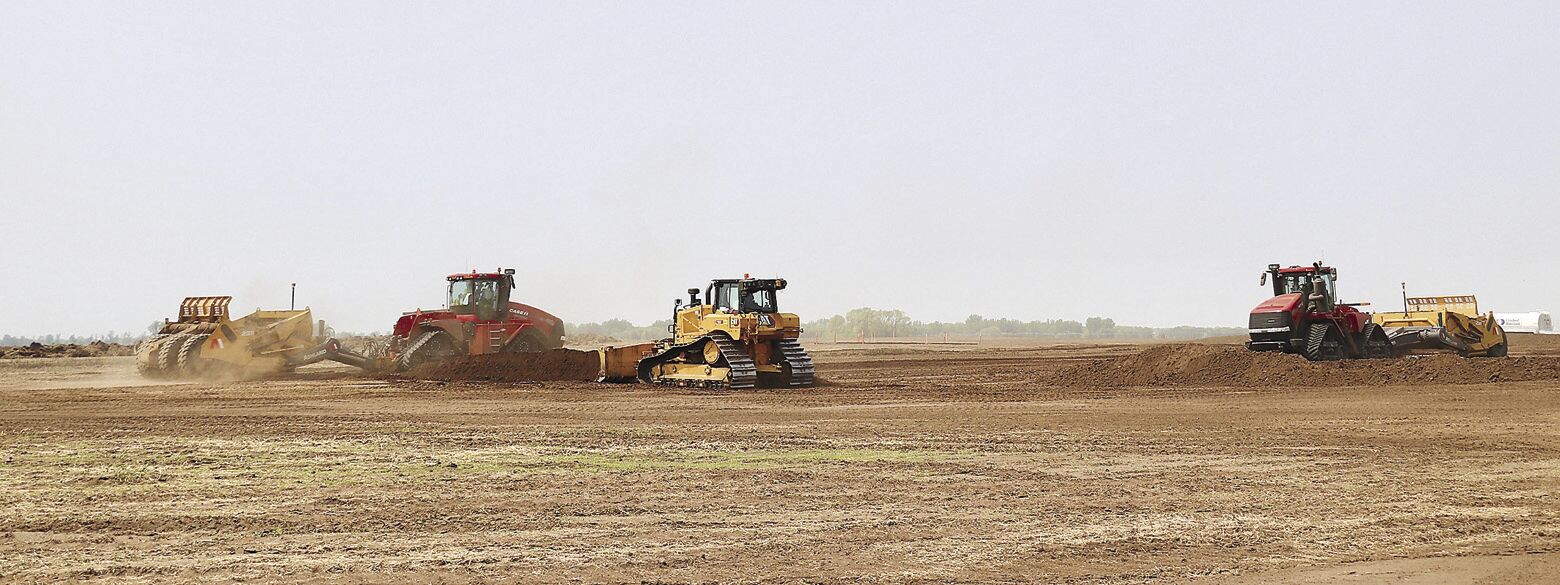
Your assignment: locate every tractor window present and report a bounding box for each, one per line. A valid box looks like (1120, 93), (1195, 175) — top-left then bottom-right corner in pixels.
(1317, 274), (1337, 303)
(711, 283), (779, 313)
(473, 280), (500, 308)
(743, 289), (778, 313)
(449, 279), (502, 312)
(1277, 275), (1308, 295)
(715, 285), (740, 311)
(449, 280), (474, 307)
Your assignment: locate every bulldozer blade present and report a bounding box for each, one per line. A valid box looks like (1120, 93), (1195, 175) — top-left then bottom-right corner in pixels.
(597, 343), (656, 382)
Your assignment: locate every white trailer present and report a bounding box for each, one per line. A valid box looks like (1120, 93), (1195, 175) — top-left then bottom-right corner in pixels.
(1493, 311), (1554, 334)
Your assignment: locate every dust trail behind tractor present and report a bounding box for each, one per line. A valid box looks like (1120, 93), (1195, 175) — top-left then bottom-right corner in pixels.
(137, 296), (380, 379)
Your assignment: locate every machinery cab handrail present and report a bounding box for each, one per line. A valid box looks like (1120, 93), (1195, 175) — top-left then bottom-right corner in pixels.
(447, 268), (517, 322)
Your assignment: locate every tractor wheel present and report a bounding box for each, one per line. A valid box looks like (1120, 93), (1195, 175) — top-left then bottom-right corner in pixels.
(397, 330), (458, 372)
(1486, 333), (1509, 358)
(505, 332), (547, 354)
(175, 334), (210, 378)
(1358, 323), (1393, 359)
(156, 334), (188, 377)
(135, 334), (171, 378)
(1304, 323), (1345, 361)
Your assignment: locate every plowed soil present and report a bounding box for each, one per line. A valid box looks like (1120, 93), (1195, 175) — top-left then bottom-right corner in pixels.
(405, 349), (601, 382)
(1054, 344), (1560, 388)
(2, 339), (1558, 583)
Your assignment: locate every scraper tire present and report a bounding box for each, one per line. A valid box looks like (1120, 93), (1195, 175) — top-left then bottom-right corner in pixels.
(157, 334), (188, 377)
(1486, 333), (1509, 358)
(175, 334), (211, 378)
(135, 334), (172, 378)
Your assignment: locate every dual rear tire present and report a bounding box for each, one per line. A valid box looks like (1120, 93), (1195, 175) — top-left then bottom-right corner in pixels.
(136, 333), (215, 379)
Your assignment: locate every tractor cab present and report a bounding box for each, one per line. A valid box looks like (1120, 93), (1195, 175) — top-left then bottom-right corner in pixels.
(1250, 261), (1384, 360)
(707, 277), (786, 314)
(448, 269), (516, 322)
(1263, 263), (1337, 312)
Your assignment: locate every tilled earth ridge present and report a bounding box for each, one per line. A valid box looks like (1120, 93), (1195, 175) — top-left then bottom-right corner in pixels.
(0, 340), (1556, 584)
(1054, 343), (1560, 388)
(404, 349), (602, 382)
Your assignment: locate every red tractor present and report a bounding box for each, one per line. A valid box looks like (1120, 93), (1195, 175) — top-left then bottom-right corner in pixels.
(1247, 262), (1392, 361)
(388, 268), (566, 371)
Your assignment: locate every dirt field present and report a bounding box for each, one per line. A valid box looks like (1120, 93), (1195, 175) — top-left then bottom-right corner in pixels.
(3, 338), (1559, 583)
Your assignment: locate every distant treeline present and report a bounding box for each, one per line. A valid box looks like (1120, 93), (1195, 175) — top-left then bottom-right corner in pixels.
(1, 321), (169, 347)
(567, 319), (674, 342)
(566, 308), (1242, 343)
(1, 331), (147, 347)
(805, 309), (1242, 340)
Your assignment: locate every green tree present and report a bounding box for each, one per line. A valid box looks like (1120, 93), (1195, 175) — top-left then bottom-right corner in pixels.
(1084, 317), (1116, 338)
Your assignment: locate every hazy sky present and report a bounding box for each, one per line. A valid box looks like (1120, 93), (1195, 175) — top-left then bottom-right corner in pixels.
(3, 2), (1558, 336)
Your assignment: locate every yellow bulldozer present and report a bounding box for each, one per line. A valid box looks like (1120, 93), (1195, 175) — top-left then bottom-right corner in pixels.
(1372, 294), (1508, 357)
(598, 276), (815, 389)
(136, 296), (379, 379)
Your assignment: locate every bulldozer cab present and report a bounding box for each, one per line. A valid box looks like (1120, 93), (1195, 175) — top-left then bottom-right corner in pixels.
(448, 270), (515, 322)
(707, 278), (785, 314)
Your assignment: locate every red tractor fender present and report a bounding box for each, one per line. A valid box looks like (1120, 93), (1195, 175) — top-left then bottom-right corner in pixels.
(505, 302), (565, 347)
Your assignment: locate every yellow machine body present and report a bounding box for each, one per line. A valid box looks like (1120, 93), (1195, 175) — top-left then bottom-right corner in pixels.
(137, 296), (380, 379)
(1372, 295), (1508, 357)
(672, 304), (803, 369)
(202, 309), (322, 375)
(597, 342), (657, 382)
(610, 278), (816, 389)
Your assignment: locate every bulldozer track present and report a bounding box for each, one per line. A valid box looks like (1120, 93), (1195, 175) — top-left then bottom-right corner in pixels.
(778, 339), (815, 387)
(712, 335), (758, 389)
(637, 333), (757, 389)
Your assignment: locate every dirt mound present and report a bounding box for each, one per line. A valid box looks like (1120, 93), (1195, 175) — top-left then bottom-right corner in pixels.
(0, 341), (134, 359)
(1053, 344), (1560, 388)
(404, 349), (600, 382)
